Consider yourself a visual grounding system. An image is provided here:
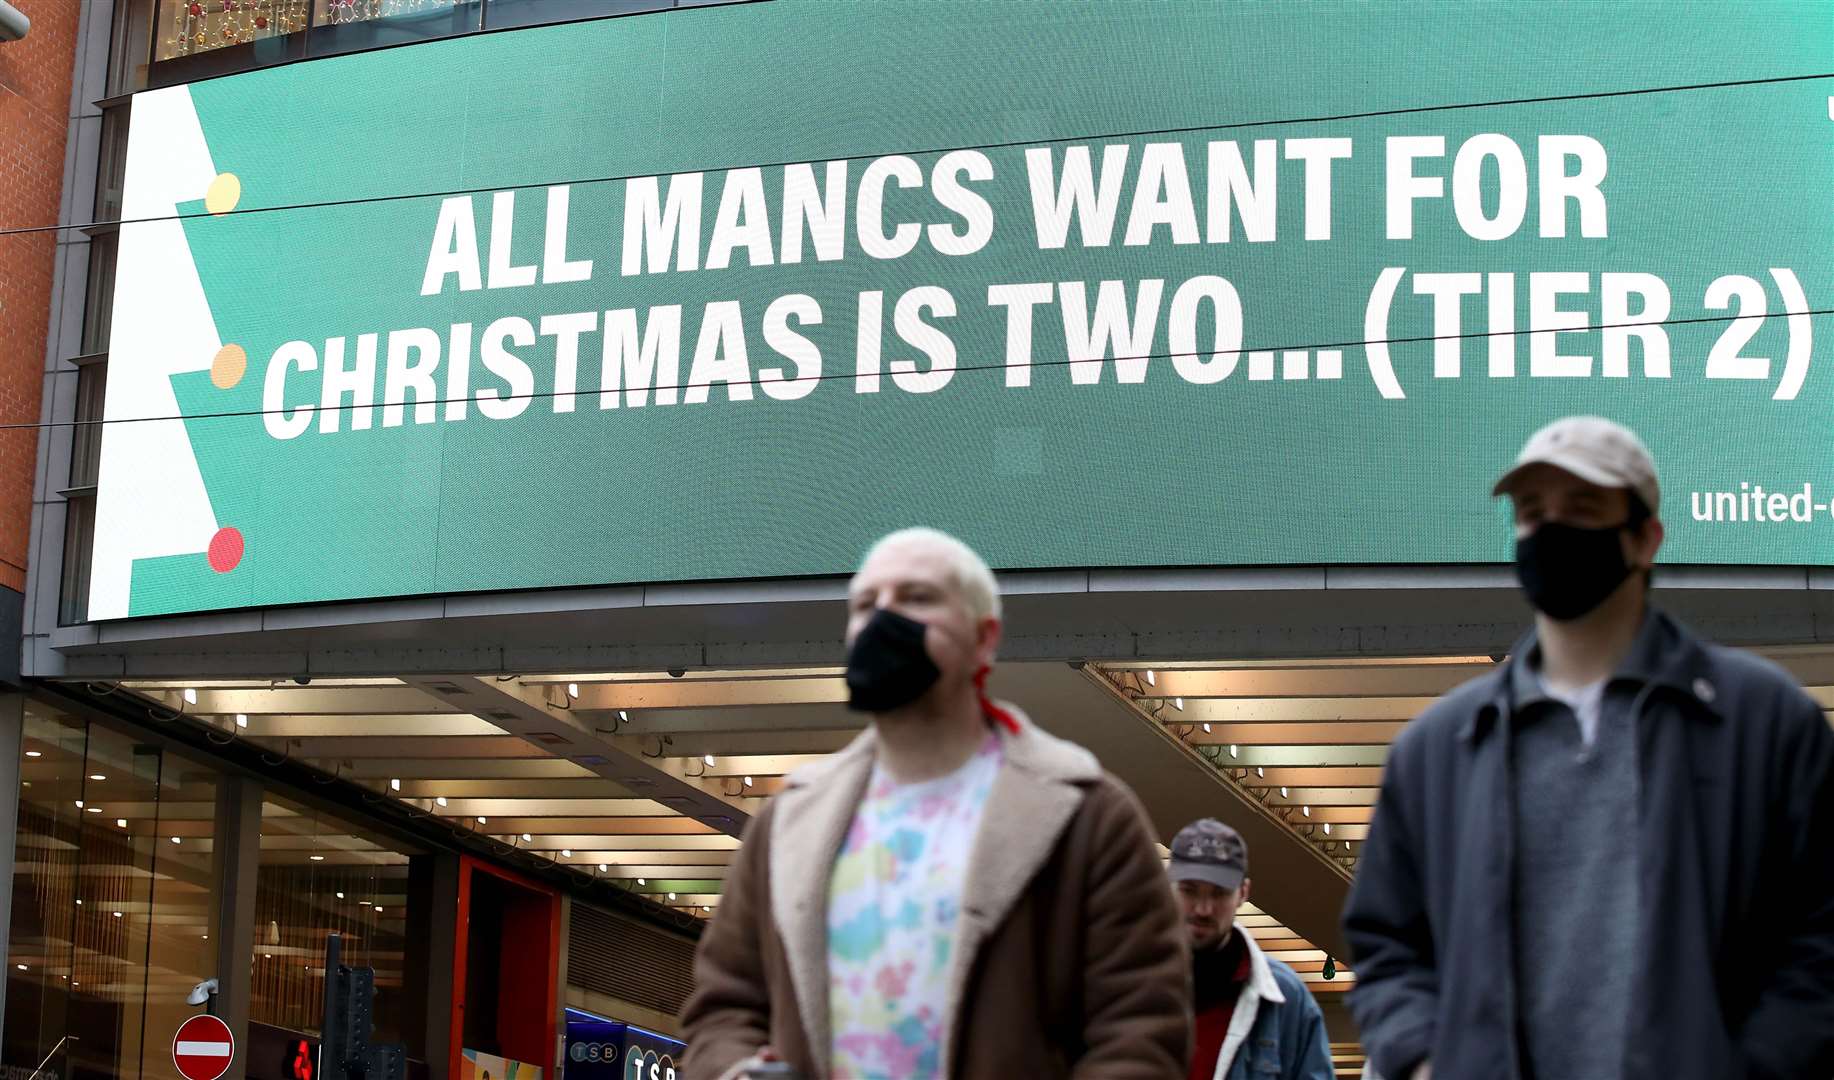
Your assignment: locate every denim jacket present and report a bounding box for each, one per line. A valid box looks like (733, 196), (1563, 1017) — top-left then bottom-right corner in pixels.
(1209, 923), (1337, 1080)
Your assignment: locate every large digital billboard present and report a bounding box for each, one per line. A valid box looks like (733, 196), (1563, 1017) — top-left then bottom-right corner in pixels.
(93, 2), (1834, 618)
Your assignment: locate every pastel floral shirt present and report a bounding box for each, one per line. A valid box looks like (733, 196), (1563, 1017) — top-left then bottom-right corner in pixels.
(826, 735), (1004, 1079)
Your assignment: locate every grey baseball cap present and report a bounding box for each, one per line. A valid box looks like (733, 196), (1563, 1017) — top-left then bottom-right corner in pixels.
(1492, 416), (1660, 514)
(1168, 818), (1248, 891)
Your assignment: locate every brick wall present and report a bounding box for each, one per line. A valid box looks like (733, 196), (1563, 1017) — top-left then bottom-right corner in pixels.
(0, 4), (82, 594)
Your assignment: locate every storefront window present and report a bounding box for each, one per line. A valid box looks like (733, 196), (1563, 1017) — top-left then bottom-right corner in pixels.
(155, 0), (308, 62)
(250, 794), (422, 1046)
(154, 0), (479, 63)
(3, 703), (220, 1080)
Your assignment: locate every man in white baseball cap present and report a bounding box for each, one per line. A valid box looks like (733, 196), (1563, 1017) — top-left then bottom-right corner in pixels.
(1345, 416), (1834, 1080)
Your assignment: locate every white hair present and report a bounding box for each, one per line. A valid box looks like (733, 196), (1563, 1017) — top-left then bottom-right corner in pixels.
(857, 527), (1002, 622)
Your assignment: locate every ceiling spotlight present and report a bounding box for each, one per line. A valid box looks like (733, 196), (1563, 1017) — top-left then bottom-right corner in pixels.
(183, 688), (198, 705)
(116, 818), (127, 828)
(170, 836), (181, 844)
(1280, 787), (1288, 798)
(84, 807), (100, 815)
(389, 778), (401, 792)
(374, 906), (383, 913)
(1256, 767), (1265, 778)
(75, 899), (82, 906)
(521, 833), (532, 843)
(637, 878), (646, 886)
(618, 710), (629, 722)
(668, 892), (676, 900)
(598, 863), (608, 873)
(1173, 697), (1185, 710)
(702, 906), (712, 913)
(1323, 822), (1332, 835)
(743, 775), (754, 787)
(476, 816), (487, 825)
(73, 800), (83, 809)
(1144, 669), (1156, 686)
(703, 754), (716, 767)
(1202, 723), (1212, 733)
(567, 683), (579, 699)
(561, 850), (571, 858)
(235, 713), (248, 728)
(310, 855), (325, 862)
(88, 773), (106, 781)
(435, 797), (448, 807)
(24, 750), (40, 758)
(1303, 805), (1312, 817)
(336, 892), (345, 899)
(112, 911), (122, 918)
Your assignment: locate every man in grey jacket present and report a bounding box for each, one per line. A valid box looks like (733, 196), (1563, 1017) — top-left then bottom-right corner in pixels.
(1344, 417), (1834, 1080)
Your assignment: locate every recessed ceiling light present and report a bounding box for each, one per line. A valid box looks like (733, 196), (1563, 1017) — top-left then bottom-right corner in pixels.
(309, 855), (325, 862)
(15, 964), (24, 971)
(84, 807), (101, 815)
(24, 750), (40, 758)
(88, 774), (106, 781)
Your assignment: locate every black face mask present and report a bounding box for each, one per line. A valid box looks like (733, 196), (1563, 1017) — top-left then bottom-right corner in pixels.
(845, 609), (941, 713)
(1514, 521), (1635, 621)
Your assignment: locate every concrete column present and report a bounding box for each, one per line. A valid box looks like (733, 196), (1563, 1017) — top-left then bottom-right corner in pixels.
(212, 776), (263, 1080)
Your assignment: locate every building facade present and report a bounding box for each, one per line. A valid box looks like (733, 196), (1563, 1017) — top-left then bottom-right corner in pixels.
(3, 3), (1832, 1080)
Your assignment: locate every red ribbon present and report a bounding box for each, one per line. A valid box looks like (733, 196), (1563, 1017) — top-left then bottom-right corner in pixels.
(974, 666), (1021, 734)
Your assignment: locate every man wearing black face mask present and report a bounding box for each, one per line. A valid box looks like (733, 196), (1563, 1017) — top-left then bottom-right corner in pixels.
(684, 527), (1190, 1080)
(1344, 416), (1834, 1080)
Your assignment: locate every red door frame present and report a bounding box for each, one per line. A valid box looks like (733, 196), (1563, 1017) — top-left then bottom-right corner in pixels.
(450, 855), (563, 1080)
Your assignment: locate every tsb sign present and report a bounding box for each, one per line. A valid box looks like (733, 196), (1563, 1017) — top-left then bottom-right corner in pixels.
(623, 1048), (676, 1080)
(565, 1042), (675, 1080)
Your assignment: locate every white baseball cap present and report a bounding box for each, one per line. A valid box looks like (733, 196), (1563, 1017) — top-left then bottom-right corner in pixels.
(1492, 416), (1660, 514)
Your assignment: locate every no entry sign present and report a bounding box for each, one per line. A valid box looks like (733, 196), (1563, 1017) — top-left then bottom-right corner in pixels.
(173, 1014), (236, 1080)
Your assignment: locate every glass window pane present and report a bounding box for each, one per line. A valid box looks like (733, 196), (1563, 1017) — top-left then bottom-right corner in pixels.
(3, 706), (85, 1080)
(140, 760), (218, 1080)
(6, 704), (229, 1080)
(66, 719), (162, 1080)
(252, 794), (423, 1046)
(307, 0), (478, 56)
(156, 0), (309, 62)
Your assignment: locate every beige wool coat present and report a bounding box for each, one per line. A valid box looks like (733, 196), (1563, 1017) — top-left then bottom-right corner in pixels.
(681, 707), (1192, 1079)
